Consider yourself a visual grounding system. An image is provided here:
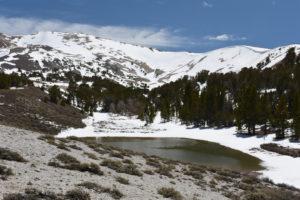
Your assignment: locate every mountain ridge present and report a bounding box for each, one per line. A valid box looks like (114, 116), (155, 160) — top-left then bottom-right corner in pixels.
(0, 31), (299, 88)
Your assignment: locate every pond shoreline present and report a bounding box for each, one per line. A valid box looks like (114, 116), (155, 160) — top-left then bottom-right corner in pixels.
(96, 137), (264, 171)
(58, 112), (300, 189)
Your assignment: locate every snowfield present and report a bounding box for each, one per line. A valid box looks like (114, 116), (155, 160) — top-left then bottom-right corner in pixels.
(58, 112), (300, 189)
(1, 31), (300, 88)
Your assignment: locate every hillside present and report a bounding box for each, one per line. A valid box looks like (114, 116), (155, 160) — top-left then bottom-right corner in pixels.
(1, 124), (300, 200)
(0, 87), (85, 134)
(0, 32), (299, 88)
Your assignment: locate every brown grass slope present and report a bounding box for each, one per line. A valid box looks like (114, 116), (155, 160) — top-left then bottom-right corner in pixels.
(0, 87), (85, 134)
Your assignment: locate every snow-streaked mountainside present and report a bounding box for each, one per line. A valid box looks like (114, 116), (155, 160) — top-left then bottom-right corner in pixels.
(0, 31), (299, 88)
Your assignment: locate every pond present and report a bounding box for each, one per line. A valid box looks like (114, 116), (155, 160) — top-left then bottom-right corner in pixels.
(96, 137), (264, 171)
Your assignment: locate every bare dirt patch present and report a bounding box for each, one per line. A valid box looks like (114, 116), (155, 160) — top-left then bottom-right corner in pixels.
(261, 143), (300, 157)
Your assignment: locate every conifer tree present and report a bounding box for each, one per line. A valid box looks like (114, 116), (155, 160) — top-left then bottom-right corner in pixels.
(234, 106), (243, 133)
(292, 114), (300, 141)
(235, 86), (260, 134)
(143, 103), (156, 125)
(273, 95), (289, 139)
(291, 92), (300, 140)
(194, 93), (206, 127)
(67, 79), (77, 105)
(203, 87), (217, 126)
(259, 93), (272, 134)
(179, 82), (198, 125)
(0, 73), (10, 89)
(214, 87), (232, 127)
(160, 99), (171, 122)
(283, 47), (296, 65)
(149, 104), (156, 124)
(48, 85), (62, 104)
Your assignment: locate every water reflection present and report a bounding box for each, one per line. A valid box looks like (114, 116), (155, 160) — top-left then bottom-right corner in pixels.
(96, 137), (263, 171)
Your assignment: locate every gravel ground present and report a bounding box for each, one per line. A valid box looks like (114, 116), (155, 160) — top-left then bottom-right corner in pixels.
(0, 125), (229, 200)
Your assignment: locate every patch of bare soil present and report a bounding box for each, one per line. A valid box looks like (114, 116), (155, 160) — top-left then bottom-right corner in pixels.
(261, 143), (300, 158)
(0, 87), (85, 134)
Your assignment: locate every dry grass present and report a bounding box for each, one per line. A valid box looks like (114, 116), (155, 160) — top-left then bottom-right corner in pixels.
(0, 147), (27, 162)
(0, 165), (13, 180)
(77, 182), (123, 199)
(66, 189), (91, 200)
(3, 188), (63, 200)
(49, 153), (103, 176)
(109, 152), (124, 159)
(0, 87), (85, 134)
(115, 176), (130, 185)
(84, 152), (99, 160)
(55, 153), (80, 164)
(101, 158), (142, 177)
(157, 187), (183, 200)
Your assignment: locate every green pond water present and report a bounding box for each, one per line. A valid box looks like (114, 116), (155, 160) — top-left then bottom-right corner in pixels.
(96, 137), (263, 171)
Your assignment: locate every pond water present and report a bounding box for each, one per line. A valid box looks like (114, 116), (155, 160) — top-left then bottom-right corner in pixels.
(96, 137), (263, 171)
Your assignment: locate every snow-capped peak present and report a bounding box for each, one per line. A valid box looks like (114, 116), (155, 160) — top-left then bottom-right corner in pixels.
(1, 31), (299, 88)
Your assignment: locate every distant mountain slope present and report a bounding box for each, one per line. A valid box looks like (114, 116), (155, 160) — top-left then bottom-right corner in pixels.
(0, 31), (299, 88)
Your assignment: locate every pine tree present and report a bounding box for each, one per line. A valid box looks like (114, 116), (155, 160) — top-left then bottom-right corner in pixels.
(194, 93), (206, 127)
(273, 95), (289, 139)
(0, 73), (10, 89)
(234, 106), (243, 133)
(235, 86), (260, 134)
(48, 85), (62, 104)
(179, 82), (198, 125)
(259, 93), (272, 134)
(160, 99), (171, 122)
(203, 88), (216, 126)
(214, 87), (229, 127)
(283, 47), (296, 65)
(143, 103), (156, 125)
(292, 111), (300, 141)
(149, 104), (156, 124)
(67, 79), (77, 105)
(291, 92), (300, 140)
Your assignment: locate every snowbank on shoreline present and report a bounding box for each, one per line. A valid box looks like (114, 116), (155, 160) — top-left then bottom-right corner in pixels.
(58, 112), (300, 188)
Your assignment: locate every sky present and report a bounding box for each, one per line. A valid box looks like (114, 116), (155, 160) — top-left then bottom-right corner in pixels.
(0, 0), (299, 52)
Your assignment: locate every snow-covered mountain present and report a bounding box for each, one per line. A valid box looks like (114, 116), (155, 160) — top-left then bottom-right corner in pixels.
(0, 31), (299, 88)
